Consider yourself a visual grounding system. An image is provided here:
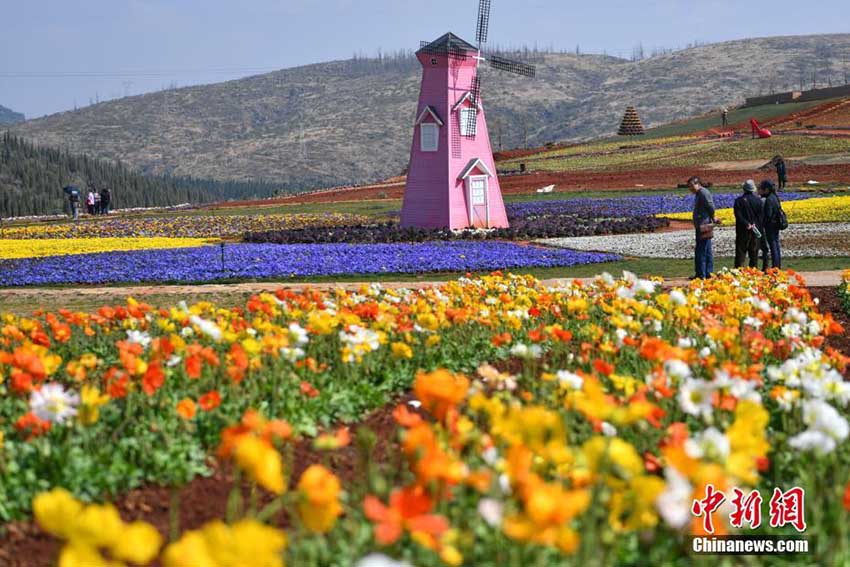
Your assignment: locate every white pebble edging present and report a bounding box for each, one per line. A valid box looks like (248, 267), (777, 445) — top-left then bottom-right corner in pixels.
(539, 223), (850, 259)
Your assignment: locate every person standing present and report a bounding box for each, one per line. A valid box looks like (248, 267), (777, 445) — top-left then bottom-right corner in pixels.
(64, 185), (81, 220)
(688, 176), (716, 279)
(100, 187), (111, 214)
(94, 191), (102, 215)
(733, 180), (763, 268)
(775, 155), (787, 190)
(759, 180), (783, 270)
(721, 107), (729, 127)
(86, 190), (96, 215)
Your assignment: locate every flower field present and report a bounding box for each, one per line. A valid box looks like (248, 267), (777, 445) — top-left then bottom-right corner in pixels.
(4, 270), (850, 565)
(0, 237), (211, 260)
(0, 213), (369, 240)
(0, 242), (619, 286)
(840, 270), (850, 317)
(663, 195), (850, 224)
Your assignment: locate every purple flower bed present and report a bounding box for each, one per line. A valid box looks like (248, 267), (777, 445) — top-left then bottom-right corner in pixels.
(506, 191), (814, 219)
(0, 242), (620, 286)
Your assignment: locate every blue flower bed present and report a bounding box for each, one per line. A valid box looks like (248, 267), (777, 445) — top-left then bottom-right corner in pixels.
(0, 242), (620, 286)
(506, 191), (814, 219)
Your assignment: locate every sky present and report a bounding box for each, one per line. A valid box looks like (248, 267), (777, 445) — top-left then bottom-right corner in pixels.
(1, 0), (849, 119)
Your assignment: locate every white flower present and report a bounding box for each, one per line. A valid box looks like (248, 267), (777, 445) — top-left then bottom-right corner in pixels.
(510, 343), (542, 359)
(743, 316), (763, 329)
(482, 446), (499, 465)
(477, 498), (504, 527)
(684, 427), (730, 461)
(615, 328), (628, 346)
(498, 473), (512, 494)
(678, 378), (715, 421)
(699, 347), (711, 358)
(280, 347), (305, 363)
(669, 289), (687, 306)
(801, 399), (849, 442)
(656, 467), (693, 530)
(789, 430), (837, 454)
(601, 422), (617, 437)
(556, 370), (583, 390)
(408, 399), (422, 409)
(189, 315), (222, 342)
(677, 337), (694, 348)
(634, 279), (657, 295)
(287, 322), (309, 346)
(355, 554), (412, 567)
(180, 327), (195, 338)
(125, 330), (152, 349)
(166, 355), (182, 367)
(664, 359), (692, 381)
(30, 384), (79, 424)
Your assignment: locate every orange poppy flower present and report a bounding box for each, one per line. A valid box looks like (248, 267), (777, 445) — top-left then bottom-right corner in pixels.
(199, 390), (222, 411)
(176, 398), (196, 420)
(363, 485), (449, 547)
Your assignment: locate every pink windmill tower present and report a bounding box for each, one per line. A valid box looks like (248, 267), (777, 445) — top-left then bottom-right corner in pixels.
(400, 0), (535, 229)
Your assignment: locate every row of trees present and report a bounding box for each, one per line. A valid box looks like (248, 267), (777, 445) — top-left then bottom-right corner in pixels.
(0, 133), (281, 218)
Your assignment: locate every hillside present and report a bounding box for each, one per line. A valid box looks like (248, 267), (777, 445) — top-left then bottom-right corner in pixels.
(6, 34), (850, 190)
(0, 105), (24, 125)
(0, 133), (280, 217)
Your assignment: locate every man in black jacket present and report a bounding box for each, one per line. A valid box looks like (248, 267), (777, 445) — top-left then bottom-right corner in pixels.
(759, 180), (783, 270)
(733, 180), (763, 268)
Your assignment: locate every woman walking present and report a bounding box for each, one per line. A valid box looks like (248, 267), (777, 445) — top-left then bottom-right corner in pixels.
(759, 180), (783, 270)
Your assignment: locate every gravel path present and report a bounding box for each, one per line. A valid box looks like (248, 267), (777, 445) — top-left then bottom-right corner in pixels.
(539, 223), (850, 258)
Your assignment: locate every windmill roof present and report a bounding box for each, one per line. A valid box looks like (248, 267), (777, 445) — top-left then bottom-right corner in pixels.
(418, 32), (479, 55)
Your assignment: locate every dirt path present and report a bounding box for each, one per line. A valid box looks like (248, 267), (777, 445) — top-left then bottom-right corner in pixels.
(0, 271), (844, 305)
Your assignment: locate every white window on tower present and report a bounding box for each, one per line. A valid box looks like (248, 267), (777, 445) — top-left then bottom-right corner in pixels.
(420, 123), (438, 152)
(459, 108), (477, 137)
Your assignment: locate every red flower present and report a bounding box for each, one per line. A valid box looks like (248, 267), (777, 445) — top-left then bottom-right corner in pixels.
(300, 381), (320, 398)
(843, 481), (850, 512)
(15, 412), (51, 440)
(199, 390), (222, 411)
(142, 362), (165, 395)
(593, 358), (615, 377)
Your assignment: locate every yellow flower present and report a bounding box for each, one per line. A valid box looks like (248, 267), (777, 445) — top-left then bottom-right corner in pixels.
(33, 488), (83, 539)
(58, 541), (111, 567)
(78, 385), (110, 425)
(391, 342), (413, 360)
(234, 436), (285, 494)
(110, 521), (162, 565)
(581, 437), (643, 483)
(71, 503), (124, 549)
(297, 465), (343, 534)
(163, 520), (287, 567)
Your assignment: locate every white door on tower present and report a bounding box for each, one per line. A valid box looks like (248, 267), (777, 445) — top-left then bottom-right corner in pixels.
(467, 175), (489, 227)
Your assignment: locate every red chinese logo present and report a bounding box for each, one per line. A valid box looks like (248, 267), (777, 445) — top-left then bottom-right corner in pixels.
(729, 488), (763, 529)
(691, 484), (726, 534)
(768, 487), (806, 532)
(691, 485), (806, 533)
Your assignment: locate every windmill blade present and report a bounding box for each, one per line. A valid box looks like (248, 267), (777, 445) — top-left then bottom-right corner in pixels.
(488, 54), (536, 77)
(466, 71), (482, 137)
(475, 0), (491, 45)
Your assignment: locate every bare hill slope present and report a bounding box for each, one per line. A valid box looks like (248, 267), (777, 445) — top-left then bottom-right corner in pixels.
(7, 34), (850, 189)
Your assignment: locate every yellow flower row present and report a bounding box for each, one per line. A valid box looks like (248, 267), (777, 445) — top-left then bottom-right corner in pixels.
(0, 237), (211, 260)
(662, 195), (850, 224)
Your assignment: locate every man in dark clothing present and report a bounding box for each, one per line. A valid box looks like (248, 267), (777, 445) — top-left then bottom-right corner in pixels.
(775, 156), (787, 190)
(100, 188), (111, 214)
(759, 180), (783, 270)
(689, 176), (716, 279)
(733, 180), (763, 268)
